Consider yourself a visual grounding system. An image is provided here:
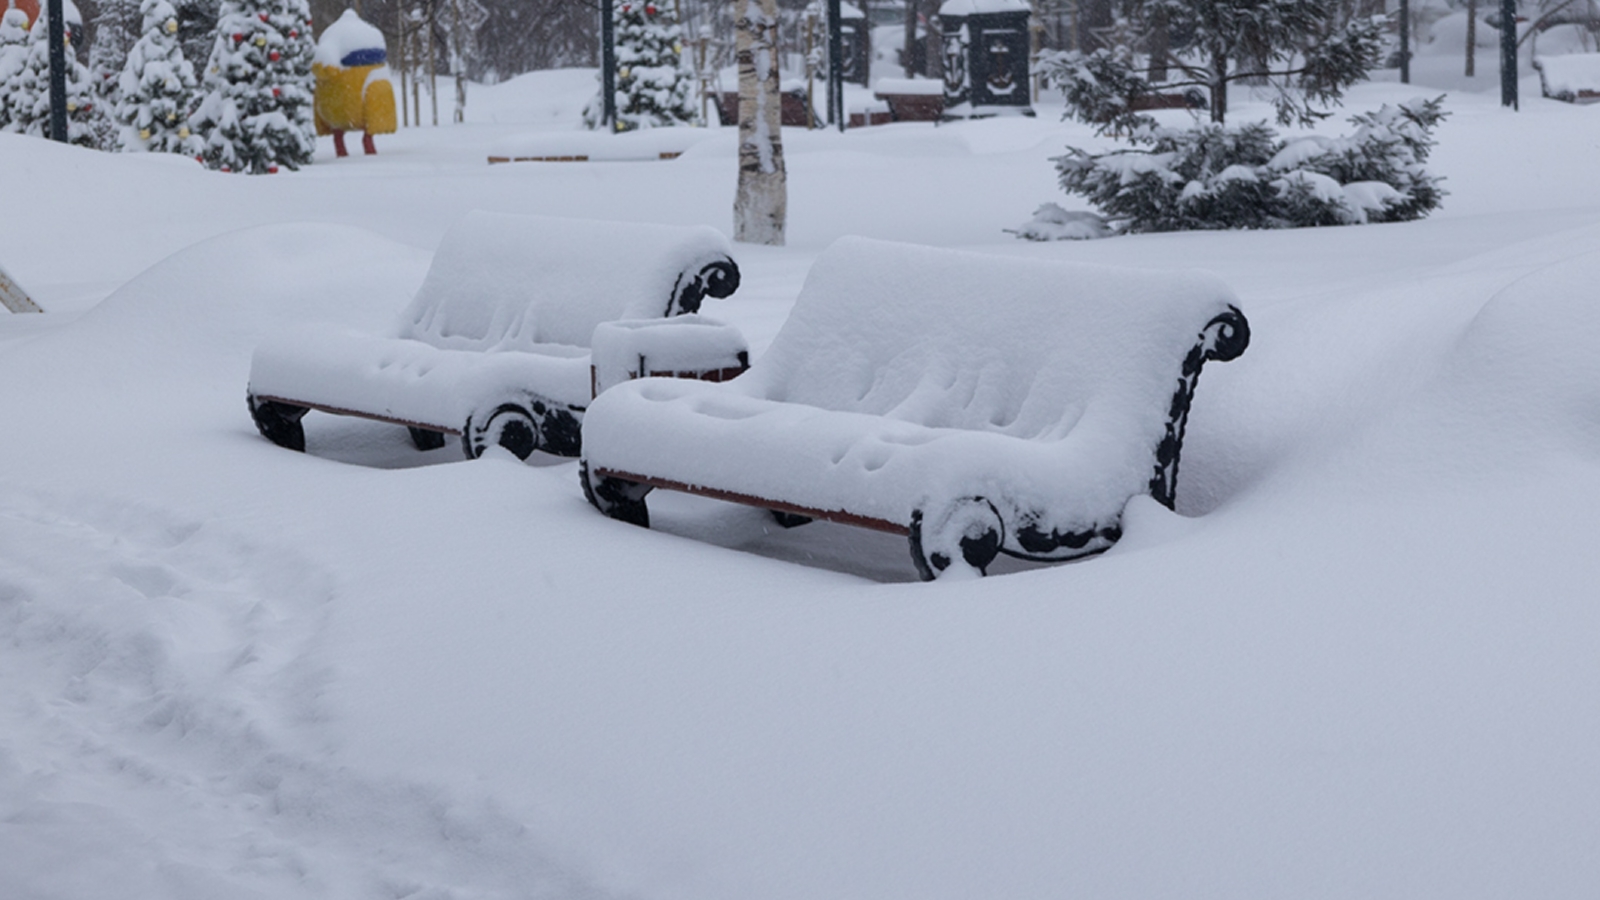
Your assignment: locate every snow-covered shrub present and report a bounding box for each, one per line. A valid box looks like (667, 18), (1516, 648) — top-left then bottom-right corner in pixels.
(189, 0), (314, 173)
(1009, 203), (1111, 241)
(116, 0), (199, 153)
(1051, 97), (1447, 234)
(583, 0), (698, 131)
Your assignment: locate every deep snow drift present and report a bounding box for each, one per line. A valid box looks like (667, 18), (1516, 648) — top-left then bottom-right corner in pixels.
(3, 68), (1600, 900)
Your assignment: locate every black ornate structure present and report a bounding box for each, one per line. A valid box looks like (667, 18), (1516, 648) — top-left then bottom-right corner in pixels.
(580, 277), (1250, 581)
(248, 256), (742, 462)
(939, 0), (1034, 118)
(837, 3), (870, 87)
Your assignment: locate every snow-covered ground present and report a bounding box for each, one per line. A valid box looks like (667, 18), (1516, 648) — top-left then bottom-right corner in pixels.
(4, 67), (1600, 899)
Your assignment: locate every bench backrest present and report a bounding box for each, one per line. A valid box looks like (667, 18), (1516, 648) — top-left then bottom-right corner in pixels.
(745, 237), (1242, 442)
(395, 211), (739, 352)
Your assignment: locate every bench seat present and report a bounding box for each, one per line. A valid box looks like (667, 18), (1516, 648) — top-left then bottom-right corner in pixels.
(247, 212), (740, 459)
(580, 236), (1248, 579)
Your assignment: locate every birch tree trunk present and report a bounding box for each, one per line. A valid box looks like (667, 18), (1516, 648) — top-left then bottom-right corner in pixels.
(733, 0), (787, 245)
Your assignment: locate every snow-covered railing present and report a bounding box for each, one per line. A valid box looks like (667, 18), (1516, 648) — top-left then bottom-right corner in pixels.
(247, 212), (742, 460)
(579, 236), (1249, 580)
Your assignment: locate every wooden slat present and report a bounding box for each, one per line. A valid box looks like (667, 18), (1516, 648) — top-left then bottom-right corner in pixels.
(251, 394), (460, 435)
(594, 467), (910, 535)
(0, 263), (42, 314)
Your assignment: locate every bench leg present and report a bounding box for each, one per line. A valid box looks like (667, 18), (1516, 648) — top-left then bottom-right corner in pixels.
(247, 394), (308, 452)
(909, 498), (1004, 580)
(462, 403), (539, 460)
(580, 460), (651, 528)
(408, 427), (447, 452)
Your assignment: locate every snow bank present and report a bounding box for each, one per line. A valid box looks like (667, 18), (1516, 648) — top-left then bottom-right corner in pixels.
(584, 236), (1243, 542)
(487, 127), (717, 162)
(938, 0), (1028, 15)
(872, 77), (944, 96)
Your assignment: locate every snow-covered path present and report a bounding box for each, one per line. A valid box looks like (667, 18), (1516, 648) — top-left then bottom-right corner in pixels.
(4, 70), (1600, 898)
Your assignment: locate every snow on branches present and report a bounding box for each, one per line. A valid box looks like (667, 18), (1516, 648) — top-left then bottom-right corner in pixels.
(1045, 0), (1387, 130)
(1046, 97), (1448, 235)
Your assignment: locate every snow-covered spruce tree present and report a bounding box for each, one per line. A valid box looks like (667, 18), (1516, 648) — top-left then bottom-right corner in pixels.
(1047, 0), (1387, 131)
(5, 9), (109, 145)
(1047, 96), (1447, 234)
(189, 0), (314, 173)
(116, 0), (198, 153)
(0, 8), (30, 132)
(586, 0), (697, 130)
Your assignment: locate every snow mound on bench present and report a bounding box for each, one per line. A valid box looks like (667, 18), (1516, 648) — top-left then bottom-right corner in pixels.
(397, 211), (736, 352)
(750, 237), (1236, 439)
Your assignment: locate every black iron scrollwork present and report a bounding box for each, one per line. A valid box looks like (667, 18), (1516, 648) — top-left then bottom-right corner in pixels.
(667, 257), (742, 316)
(1148, 305), (1250, 508)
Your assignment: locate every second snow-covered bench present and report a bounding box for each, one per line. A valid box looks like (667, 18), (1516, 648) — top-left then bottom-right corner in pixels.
(579, 237), (1249, 579)
(247, 212), (741, 459)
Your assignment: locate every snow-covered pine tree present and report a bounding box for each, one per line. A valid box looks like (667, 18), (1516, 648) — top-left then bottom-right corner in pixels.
(0, 8), (30, 132)
(189, 0), (314, 172)
(608, 0), (698, 130)
(4, 8), (107, 145)
(116, 0), (198, 152)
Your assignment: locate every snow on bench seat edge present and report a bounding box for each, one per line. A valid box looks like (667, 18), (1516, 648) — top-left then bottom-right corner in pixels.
(581, 235), (1247, 572)
(249, 328), (592, 432)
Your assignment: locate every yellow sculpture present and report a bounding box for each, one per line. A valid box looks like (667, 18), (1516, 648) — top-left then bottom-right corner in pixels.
(312, 10), (396, 157)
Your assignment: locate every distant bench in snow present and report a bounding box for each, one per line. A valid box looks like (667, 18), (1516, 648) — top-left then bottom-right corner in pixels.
(247, 212), (742, 460)
(579, 236), (1249, 580)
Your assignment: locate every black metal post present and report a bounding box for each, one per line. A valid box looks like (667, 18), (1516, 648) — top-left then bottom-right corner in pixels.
(1500, 0), (1518, 108)
(1398, 0), (1409, 83)
(827, 0), (844, 131)
(601, 0), (617, 130)
(46, 0), (68, 143)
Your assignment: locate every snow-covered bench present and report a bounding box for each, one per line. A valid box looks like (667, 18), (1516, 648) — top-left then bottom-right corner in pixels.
(579, 237), (1249, 579)
(247, 212), (741, 459)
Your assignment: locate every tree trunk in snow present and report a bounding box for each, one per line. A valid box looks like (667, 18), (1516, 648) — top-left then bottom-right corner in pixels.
(1466, 0), (1477, 76)
(903, 0), (918, 75)
(922, 0), (942, 81)
(734, 0), (787, 246)
(1210, 49), (1228, 122)
(1148, 8), (1169, 82)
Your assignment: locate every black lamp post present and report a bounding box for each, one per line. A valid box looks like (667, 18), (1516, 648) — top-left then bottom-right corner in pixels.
(827, 0), (844, 131)
(1500, 0), (1518, 108)
(46, 0), (68, 143)
(1399, 0), (1409, 83)
(601, 0), (617, 130)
